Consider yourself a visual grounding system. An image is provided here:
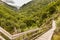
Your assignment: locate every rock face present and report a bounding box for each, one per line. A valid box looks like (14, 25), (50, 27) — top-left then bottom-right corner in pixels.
(1, 0), (32, 9)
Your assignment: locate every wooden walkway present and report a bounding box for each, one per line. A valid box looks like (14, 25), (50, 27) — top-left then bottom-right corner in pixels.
(0, 20), (56, 40)
(0, 27), (40, 40)
(35, 20), (56, 40)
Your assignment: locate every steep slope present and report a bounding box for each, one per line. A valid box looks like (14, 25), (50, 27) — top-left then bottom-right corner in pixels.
(0, 0), (57, 34)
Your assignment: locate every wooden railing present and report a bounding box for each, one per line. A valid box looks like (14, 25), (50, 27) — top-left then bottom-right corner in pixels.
(0, 13), (59, 40)
(0, 26), (43, 40)
(0, 24), (51, 40)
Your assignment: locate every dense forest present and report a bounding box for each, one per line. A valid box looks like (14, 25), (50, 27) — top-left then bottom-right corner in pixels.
(0, 0), (56, 33)
(0, 0), (60, 40)
(0, 0), (58, 32)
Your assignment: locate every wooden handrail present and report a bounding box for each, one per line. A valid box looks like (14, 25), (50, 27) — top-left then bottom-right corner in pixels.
(0, 13), (59, 40)
(0, 26), (40, 40)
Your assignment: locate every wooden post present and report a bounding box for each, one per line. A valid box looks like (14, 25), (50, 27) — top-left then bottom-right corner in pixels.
(14, 27), (17, 34)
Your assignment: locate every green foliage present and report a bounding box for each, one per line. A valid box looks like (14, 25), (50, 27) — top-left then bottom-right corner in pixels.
(0, 0), (59, 33)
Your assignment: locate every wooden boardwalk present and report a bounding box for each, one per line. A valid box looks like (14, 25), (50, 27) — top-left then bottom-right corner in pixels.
(35, 20), (56, 40)
(0, 20), (56, 40)
(0, 27), (40, 40)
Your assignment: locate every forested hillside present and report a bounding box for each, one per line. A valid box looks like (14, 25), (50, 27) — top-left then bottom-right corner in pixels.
(0, 0), (59, 35)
